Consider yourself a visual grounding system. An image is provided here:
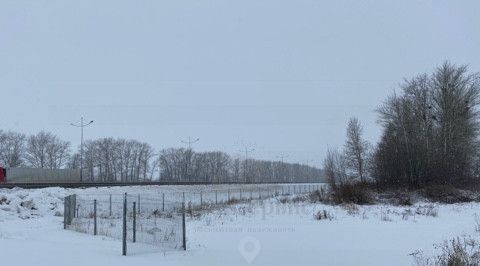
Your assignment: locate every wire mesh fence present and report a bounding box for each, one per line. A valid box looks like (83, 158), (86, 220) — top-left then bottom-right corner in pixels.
(63, 183), (324, 255)
(64, 193), (185, 255)
(180, 184), (324, 209)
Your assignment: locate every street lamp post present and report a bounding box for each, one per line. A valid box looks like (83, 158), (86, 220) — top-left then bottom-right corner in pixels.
(276, 154), (288, 182)
(70, 117), (94, 182)
(181, 137), (199, 181)
(243, 147), (255, 183)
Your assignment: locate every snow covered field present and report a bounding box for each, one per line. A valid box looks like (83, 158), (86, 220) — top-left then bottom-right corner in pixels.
(1, 185), (479, 266)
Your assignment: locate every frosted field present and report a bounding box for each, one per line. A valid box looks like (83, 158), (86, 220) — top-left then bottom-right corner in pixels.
(1, 185), (479, 266)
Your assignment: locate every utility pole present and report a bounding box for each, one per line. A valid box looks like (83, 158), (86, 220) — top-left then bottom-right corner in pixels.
(70, 117), (94, 182)
(181, 137), (199, 181)
(276, 154), (288, 182)
(181, 137), (200, 150)
(243, 147), (255, 183)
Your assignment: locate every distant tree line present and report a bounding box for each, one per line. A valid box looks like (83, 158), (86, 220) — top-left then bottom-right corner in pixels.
(0, 132), (323, 183)
(324, 62), (480, 189)
(156, 148), (322, 183)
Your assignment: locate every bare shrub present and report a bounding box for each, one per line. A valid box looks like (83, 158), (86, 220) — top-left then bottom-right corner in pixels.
(393, 191), (414, 206)
(314, 210), (334, 221)
(412, 237), (480, 266)
(341, 203), (359, 216)
(225, 198), (240, 205)
(402, 209), (414, 220)
(292, 195), (308, 203)
(333, 183), (373, 205)
(309, 190), (324, 203)
(423, 185), (472, 204)
(436, 237), (480, 266)
(277, 197), (290, 204)
(415, 204), (438, 217)
(380, 209), (393, 222)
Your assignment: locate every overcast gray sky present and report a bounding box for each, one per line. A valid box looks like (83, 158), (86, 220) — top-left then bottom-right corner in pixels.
(1, 0), (479, 167)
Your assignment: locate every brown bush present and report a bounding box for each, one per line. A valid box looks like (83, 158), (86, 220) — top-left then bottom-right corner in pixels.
(332, 183), (373, 205)
(422, 185), (472, 204)
(309, 190), (324, 203)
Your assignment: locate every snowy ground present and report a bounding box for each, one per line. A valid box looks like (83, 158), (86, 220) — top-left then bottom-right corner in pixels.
(1, 185), (479, 266)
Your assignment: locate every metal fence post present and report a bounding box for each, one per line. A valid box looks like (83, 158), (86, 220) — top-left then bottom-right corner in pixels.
(138, 194), (141, 214)
(227, 189), (230, 202)
(94, 199), (97, 236)
(122, 193), (127, 256)
(109, 194), (112, 217)
(215, 190), (218, 205)
(72, 194), (77, 218)
(133, 202), (136, 243)
(63, 196), (69, 229)
(250, 189), (252, 200)
(162, 193), (165, 212)
(200, 191), (203, 208)
(70, 195), (76, 223)
(182, 192), (186, 251)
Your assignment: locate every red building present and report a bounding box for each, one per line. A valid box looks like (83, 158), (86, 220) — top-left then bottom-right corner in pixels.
(0, 167), (5, 183)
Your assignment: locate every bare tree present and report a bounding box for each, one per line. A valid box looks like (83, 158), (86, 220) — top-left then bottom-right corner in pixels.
(0, 131), (26, 167)
(373, 61), (480, 187)
(26, 131), (71, 169)
(344, 117), (370, 183)
(323, 148), (347, 189)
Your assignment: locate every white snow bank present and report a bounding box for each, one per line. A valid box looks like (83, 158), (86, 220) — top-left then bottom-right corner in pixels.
(1, 185), (479, 266)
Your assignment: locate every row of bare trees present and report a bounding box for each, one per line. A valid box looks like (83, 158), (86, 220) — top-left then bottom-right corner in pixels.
(0, 131), (323, 183)
(157, 148), (322, 183)
(0, 131), (70, 169)
(324, 62), (480, 188)
(68, 138), (155, 182)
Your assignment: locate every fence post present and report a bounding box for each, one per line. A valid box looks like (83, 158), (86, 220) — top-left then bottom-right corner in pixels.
(109, 194), (112, 217)
(227, 189), (230, 202)
(239, 189), (242, 200)
(133, 202), (136, 243)
(258, 187), (261, 200)
(70, 195), (76, 223)
(215, 190), (218, 205)
(250, 189), (252, 200)
(162, 193), (165, 212)
(182, 192), (186, 251)
(72, 194), (77, 218)
(94, 199), (97, 236)
(122, 193), (127, 256)
(200, 191), (203, 208)
(138, 194), (141, 214)
(63, 196), (69, 229)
